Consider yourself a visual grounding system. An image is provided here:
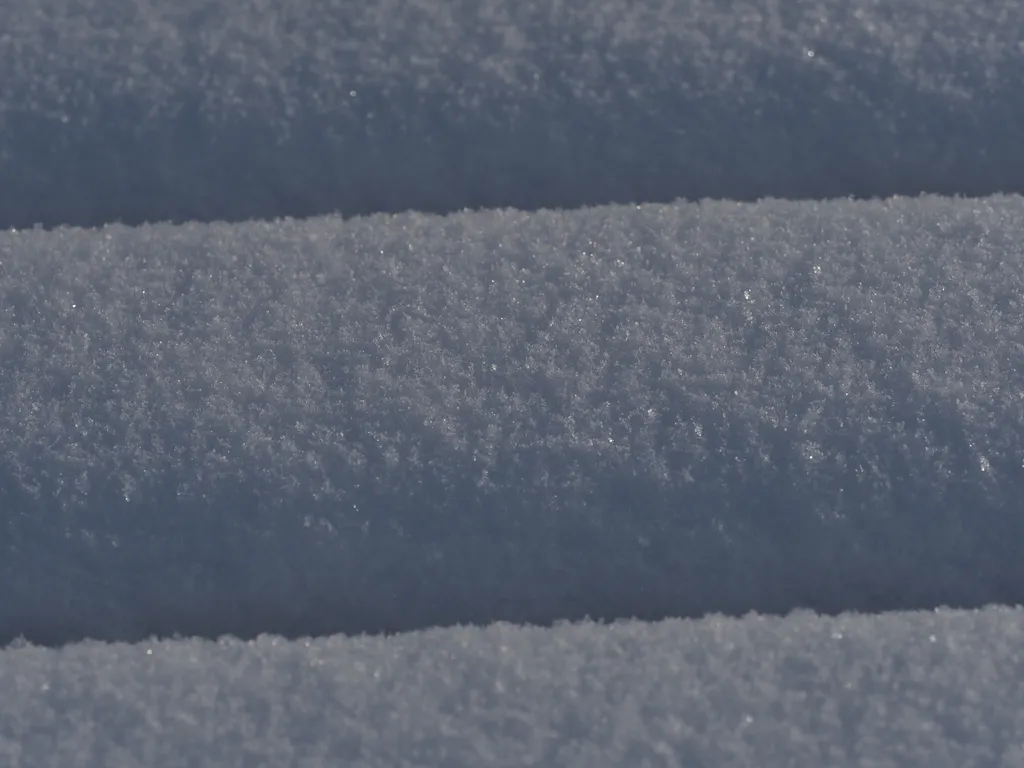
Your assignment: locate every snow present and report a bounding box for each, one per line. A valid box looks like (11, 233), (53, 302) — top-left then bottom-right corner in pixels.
(2, 0), (1023, 764)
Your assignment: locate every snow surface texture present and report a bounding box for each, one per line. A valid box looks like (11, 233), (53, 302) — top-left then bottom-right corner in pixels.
(3, 0), (1024, 765)
(1, 0), (1023, 229)
(3, 611), (1024, 768)
(4, 195), (1024, 646)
